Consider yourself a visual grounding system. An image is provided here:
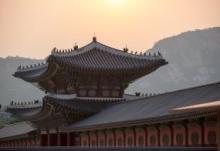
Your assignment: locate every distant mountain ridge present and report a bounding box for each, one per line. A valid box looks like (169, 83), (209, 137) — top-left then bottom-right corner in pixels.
(0, 27), (220, 105)
(126, 27), (220, 94)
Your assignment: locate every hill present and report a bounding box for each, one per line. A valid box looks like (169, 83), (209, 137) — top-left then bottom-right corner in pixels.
(0, 57), (44, 106)
(126, 27), (220, 94)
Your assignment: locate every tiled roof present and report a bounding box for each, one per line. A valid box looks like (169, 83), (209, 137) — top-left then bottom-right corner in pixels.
(45, 94), (120, 113)
(7, 102), (42, 109)
(7, 94), (139, 123)
(49, 40), (167, 72)
(65, 82), (220, 131)
(7, 101), (43, 117)
(7, 107), (42, 118)
(13, 39), (167, 90)
(0, 122), (36, 140)
(13, 63), (48, 81)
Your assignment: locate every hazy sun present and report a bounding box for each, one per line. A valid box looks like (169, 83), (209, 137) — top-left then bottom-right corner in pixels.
(105, 0), (126, 8)
(110, 0), (125, 5)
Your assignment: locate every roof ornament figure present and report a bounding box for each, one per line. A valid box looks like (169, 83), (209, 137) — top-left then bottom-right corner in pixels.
(74, 42), (78, 50)
(52, 47), (57, 54)
(93, 33), (97, 42)
(17, 65), (21, 70)
(123, 46), (128, 52)
(158, 52), (162, 56)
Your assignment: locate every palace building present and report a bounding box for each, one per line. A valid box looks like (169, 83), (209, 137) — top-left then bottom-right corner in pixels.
(0, 37), (220, 151)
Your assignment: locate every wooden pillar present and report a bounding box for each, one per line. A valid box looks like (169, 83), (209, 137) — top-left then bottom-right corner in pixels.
(39, 133), (42, 146)
(47, 130), (50, 146)
(133, 127), (136, 147)
(145, 127), (148, 146)
(113, 130), (116, 147)
(96, 131), (98, 146)
(78, 132), (81, 147)
(67, 132), (71, 146)
(123, 129), (126, 147)
(157, 126), (160, 146)
(201, 121), (205, 146)
(57, 129), (61, 146)
(88, 132), (91, 147)
(170, 124), (174, 146)
(104, 130), (107, 146)
(217, 112), (220, 151)
(185, 122), (189, 146)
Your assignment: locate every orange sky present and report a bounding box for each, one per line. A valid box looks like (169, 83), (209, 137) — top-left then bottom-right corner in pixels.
(0, 0), (220, 59)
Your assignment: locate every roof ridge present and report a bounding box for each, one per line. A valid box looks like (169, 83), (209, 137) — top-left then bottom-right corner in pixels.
(51, 40), (164, 60)
(16, 62), (47, 73)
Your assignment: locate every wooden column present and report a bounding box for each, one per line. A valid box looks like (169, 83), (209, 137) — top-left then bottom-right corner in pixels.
(185, 122), (189, 147)
(133, 127), (136, 147)
(67, 132), (71, 146)
(123, 129), (126, 147)
(201, 121), (205, 146)
(88, 132), (91, 147)
(47, 130), (50, 146)
(78, 132), (81, 147)
(113, 130), (116, 147)
(170, 124), (174, 146)
(39, 132), (42, 146)
(57, 129), (61, 146)
(96, 131), (98, 147)
(104, 130), (107, 146)
(157, 126), (160, 146)
(145, 127), (148, 147)
(217, 112), (220, 151)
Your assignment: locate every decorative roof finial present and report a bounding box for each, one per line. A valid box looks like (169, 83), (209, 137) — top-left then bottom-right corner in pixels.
(52, 47), (56, 54)
(17, 65), (21, 70)
(74, 42), (78, 50)
(158, 52), (162, 56)
(93, 33), (97, 42)
(123, 45), (128, 52)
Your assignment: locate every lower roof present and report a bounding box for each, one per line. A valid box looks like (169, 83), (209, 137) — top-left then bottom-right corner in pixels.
(64, 82), (220, 131)
(0, 121), (36, 140)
